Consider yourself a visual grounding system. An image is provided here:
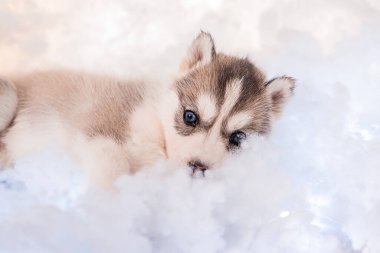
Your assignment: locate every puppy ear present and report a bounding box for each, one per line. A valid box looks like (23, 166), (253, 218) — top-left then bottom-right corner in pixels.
(265, 76), (296, 118)
(180, 31), (216, 72)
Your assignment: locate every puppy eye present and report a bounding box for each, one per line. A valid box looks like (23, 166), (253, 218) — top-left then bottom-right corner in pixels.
(183, 110), (198, 127)
(229, 131), (246, 147)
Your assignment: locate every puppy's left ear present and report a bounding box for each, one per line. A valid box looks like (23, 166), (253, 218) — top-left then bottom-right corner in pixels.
(266, 76), (296, 118)
(180, 31), (216, 72)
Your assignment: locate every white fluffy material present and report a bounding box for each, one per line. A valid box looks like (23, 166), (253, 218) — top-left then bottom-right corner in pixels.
(0, 0), (379, 252)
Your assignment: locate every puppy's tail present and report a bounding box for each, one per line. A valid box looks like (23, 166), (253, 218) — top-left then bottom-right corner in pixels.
(0, 78), (18, 132)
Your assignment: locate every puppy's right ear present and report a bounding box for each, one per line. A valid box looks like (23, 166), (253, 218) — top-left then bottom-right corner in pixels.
(180, 32), (216, 73)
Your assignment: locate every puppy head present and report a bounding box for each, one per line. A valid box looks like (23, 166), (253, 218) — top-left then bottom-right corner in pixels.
(161, 32), (295, 172)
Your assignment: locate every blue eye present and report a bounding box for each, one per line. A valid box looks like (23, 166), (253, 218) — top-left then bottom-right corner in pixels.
(229, 131), (246, 147)
(183, 110), (198, 127)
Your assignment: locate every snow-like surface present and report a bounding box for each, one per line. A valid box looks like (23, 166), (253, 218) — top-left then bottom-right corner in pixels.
(1, 0), (379, 252)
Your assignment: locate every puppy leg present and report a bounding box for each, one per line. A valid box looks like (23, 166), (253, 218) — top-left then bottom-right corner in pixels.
(71, 135), (132, 188)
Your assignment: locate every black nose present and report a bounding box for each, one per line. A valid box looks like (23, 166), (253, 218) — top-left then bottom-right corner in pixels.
(188, 160), (208, 174)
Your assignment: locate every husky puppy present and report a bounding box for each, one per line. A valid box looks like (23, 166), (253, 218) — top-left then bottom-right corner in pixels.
(0, 32), (295, 186)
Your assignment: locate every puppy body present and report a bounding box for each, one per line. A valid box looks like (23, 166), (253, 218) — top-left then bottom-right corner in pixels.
(0, 33), (295, 185)
(1, 71), (166, 185)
